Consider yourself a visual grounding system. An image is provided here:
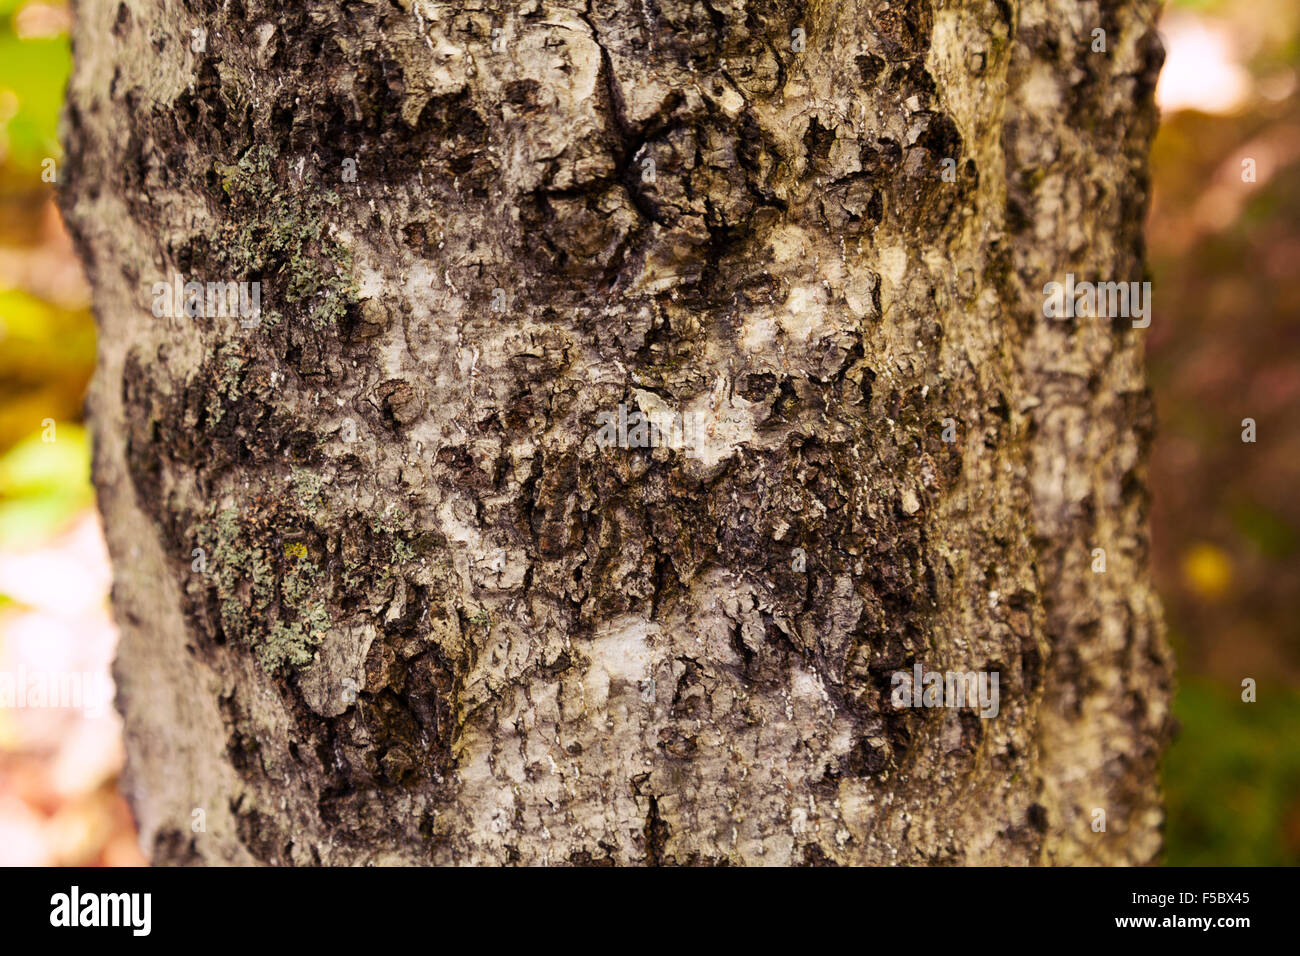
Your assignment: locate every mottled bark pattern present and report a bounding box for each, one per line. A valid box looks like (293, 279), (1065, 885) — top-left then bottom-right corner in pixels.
(61, 0), (1171, 864)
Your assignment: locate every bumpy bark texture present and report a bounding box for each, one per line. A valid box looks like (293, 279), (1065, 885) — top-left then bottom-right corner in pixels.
(60, 0), (1172, 865)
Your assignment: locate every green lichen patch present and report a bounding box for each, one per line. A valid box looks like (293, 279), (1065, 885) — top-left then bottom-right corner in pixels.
(265, 601), (330, 671)
(203, 344), (251, 427)
(363, 506), (421, 582)
(290, 466), (325, 509)
(213, 145), (359, 330)
(194, 505), (331, 674)
(371, 506), (412, 536)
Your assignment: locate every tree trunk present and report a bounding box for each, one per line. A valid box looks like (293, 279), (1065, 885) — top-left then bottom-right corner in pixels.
(59, 0), (1172, 865)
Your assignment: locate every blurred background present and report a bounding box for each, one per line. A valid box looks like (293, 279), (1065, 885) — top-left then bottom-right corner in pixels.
(0, 0), (1295, 865)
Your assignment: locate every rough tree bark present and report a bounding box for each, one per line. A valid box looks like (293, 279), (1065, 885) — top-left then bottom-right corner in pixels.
(59, 0), (1172, 865)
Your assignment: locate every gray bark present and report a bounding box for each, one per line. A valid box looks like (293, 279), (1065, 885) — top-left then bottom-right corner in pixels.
(60, 0), (1172, 864)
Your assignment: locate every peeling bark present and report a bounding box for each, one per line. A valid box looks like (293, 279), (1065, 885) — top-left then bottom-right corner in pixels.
(60, 0), (1172, 865)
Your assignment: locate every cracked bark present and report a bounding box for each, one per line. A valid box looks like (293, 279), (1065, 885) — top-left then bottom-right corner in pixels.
(60, 0), (1172, 865)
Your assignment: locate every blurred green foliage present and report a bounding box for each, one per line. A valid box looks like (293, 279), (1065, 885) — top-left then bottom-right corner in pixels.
(0, 423), (91, 549)
(1163, 680), (1300, 865)
(0, 4), (93, 584)
(0, 33), (67, 166)
(0, 0), (68, 169)
(0, 288), (96, 453)
(1146, 0), (1300, 865)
